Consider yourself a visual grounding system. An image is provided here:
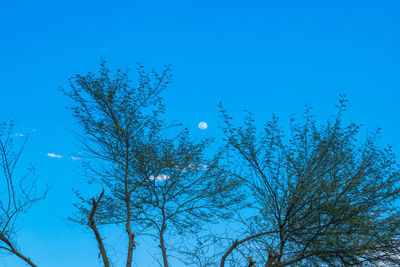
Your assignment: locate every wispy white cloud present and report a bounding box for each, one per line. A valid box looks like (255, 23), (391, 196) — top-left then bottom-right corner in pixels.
(15, 133), (24, 137)
(47, 153), (63, 159)
(149, 174), (169, 181)
(182, 163), (208, 172)
(70, 152), (82, 161)
(70, 156), (80, 161)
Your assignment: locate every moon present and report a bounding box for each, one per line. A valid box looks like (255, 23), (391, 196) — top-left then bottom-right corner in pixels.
(198, 122), (208, 130)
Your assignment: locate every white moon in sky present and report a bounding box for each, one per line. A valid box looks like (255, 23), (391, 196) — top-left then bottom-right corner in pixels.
(198, 122), (208, 130)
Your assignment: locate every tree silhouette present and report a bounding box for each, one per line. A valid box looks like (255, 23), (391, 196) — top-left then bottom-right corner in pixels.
(219, 98), (400, 266)
(0, 122), (47, 267)
(64, 63), (239, 267)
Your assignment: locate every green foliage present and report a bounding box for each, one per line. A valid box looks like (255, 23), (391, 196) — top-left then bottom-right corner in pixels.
(220, 98), (400, 266)
(64, 63), (240, 266)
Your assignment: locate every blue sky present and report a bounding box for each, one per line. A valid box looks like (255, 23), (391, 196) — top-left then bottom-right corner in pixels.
(0, 0), (399, 266)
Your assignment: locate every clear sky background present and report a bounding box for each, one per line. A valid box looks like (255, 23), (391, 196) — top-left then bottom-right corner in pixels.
(0, 0), (399, 266)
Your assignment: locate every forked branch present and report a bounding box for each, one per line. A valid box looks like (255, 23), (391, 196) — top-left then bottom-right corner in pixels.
(88, 189), (110, 267)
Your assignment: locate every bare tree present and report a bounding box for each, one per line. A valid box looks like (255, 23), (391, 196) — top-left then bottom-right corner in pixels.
(219, 98), (400, 266)
(64, 62), (171, 267)
(65, 63), (240, 267)
(126, 129), (240, 267)
(0, 121), (46, 267)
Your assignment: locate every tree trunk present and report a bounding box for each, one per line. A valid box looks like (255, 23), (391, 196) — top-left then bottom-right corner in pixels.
(88, 189), (110, 267)
(220, 230), (278, 267)
(265, 251), (282, 267)
(124, 145), (135, 267)
(126, 227), (135, 267)
(0, 235), (37, 267)
(159, 226), (169, 267)
(247, 257), (256, 267)
(125, 190), (135, 267)
(10, 248), (37, 267)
